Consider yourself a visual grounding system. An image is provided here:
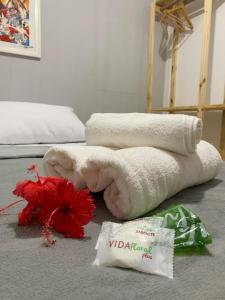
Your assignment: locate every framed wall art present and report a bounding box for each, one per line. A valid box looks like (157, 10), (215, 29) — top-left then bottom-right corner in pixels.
(0, 0), (41, 58)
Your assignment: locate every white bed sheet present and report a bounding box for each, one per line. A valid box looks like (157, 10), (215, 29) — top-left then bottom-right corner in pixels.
(0, 143), (86, 159)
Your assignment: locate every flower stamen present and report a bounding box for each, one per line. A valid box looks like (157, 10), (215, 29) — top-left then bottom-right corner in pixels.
(42, 207), (61, 247)
(27, 164), (39, 178)
(0, 199), (24, 214)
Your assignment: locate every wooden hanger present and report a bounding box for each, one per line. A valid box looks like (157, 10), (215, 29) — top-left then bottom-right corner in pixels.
(156, 0), (193, 35)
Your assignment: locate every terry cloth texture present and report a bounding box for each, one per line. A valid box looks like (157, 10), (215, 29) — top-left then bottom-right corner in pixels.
(0, 157), (225, 300)
(43, 141), (222, 220)
(85, 113), (202, 155)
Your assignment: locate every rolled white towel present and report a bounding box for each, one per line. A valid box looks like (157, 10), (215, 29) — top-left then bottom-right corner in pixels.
(85, 113), (202, 156)
(81, 141), (221, 219)
(43, 141), (222, 220)
(43, 145), (115, 188)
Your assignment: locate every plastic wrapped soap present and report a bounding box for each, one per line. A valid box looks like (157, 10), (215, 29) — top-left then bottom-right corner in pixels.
(93, 220), (174, 279)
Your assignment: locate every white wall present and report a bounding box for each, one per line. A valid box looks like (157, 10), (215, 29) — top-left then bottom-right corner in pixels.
(160, 1), (225, 148)
(152, 22), (166, 108)
(0, 0), (156, 122)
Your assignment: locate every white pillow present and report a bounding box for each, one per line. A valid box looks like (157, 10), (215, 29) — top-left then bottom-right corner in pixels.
(0, 102), (85, 144)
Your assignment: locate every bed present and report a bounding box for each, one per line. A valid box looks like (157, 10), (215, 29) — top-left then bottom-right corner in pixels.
(0, 145), (225, 300)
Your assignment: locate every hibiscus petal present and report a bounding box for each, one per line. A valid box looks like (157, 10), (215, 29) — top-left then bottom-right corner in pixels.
(52, 211), (84, 238)
(13, 180), (32, 198)
(18, 202), (35, 226)
(13, 177), (63, 206)
(70, 197), (96, 225)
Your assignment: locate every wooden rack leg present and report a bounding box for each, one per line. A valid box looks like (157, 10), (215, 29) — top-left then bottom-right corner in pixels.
(198, 0), (213, 120)
(147, 0), (156, 112)
(169, 30), (179, 113)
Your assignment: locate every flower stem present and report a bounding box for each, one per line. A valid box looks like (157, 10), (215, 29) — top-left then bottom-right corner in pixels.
(0, 199), (24, 214)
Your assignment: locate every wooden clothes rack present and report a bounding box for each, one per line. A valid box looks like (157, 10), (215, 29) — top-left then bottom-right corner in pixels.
(147, 0), (225, 159)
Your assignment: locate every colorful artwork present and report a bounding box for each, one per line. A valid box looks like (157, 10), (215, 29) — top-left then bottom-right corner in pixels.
(0, 0), (30, 46)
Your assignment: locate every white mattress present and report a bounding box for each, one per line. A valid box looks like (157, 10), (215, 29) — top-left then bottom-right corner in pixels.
(0, 143), (86, 158)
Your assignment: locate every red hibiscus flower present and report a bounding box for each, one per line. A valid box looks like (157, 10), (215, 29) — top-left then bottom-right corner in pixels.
(13, 164), (65, 226)
(0, 165), (95, 246)
(39, 179), (96, 245)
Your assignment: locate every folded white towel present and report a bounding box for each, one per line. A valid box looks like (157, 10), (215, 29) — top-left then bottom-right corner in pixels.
(86, 113), (203, 156)
(43, 141), (221, 220)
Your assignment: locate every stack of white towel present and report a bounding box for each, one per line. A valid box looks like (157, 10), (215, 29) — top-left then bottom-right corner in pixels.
(43, 113), (222, 220)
